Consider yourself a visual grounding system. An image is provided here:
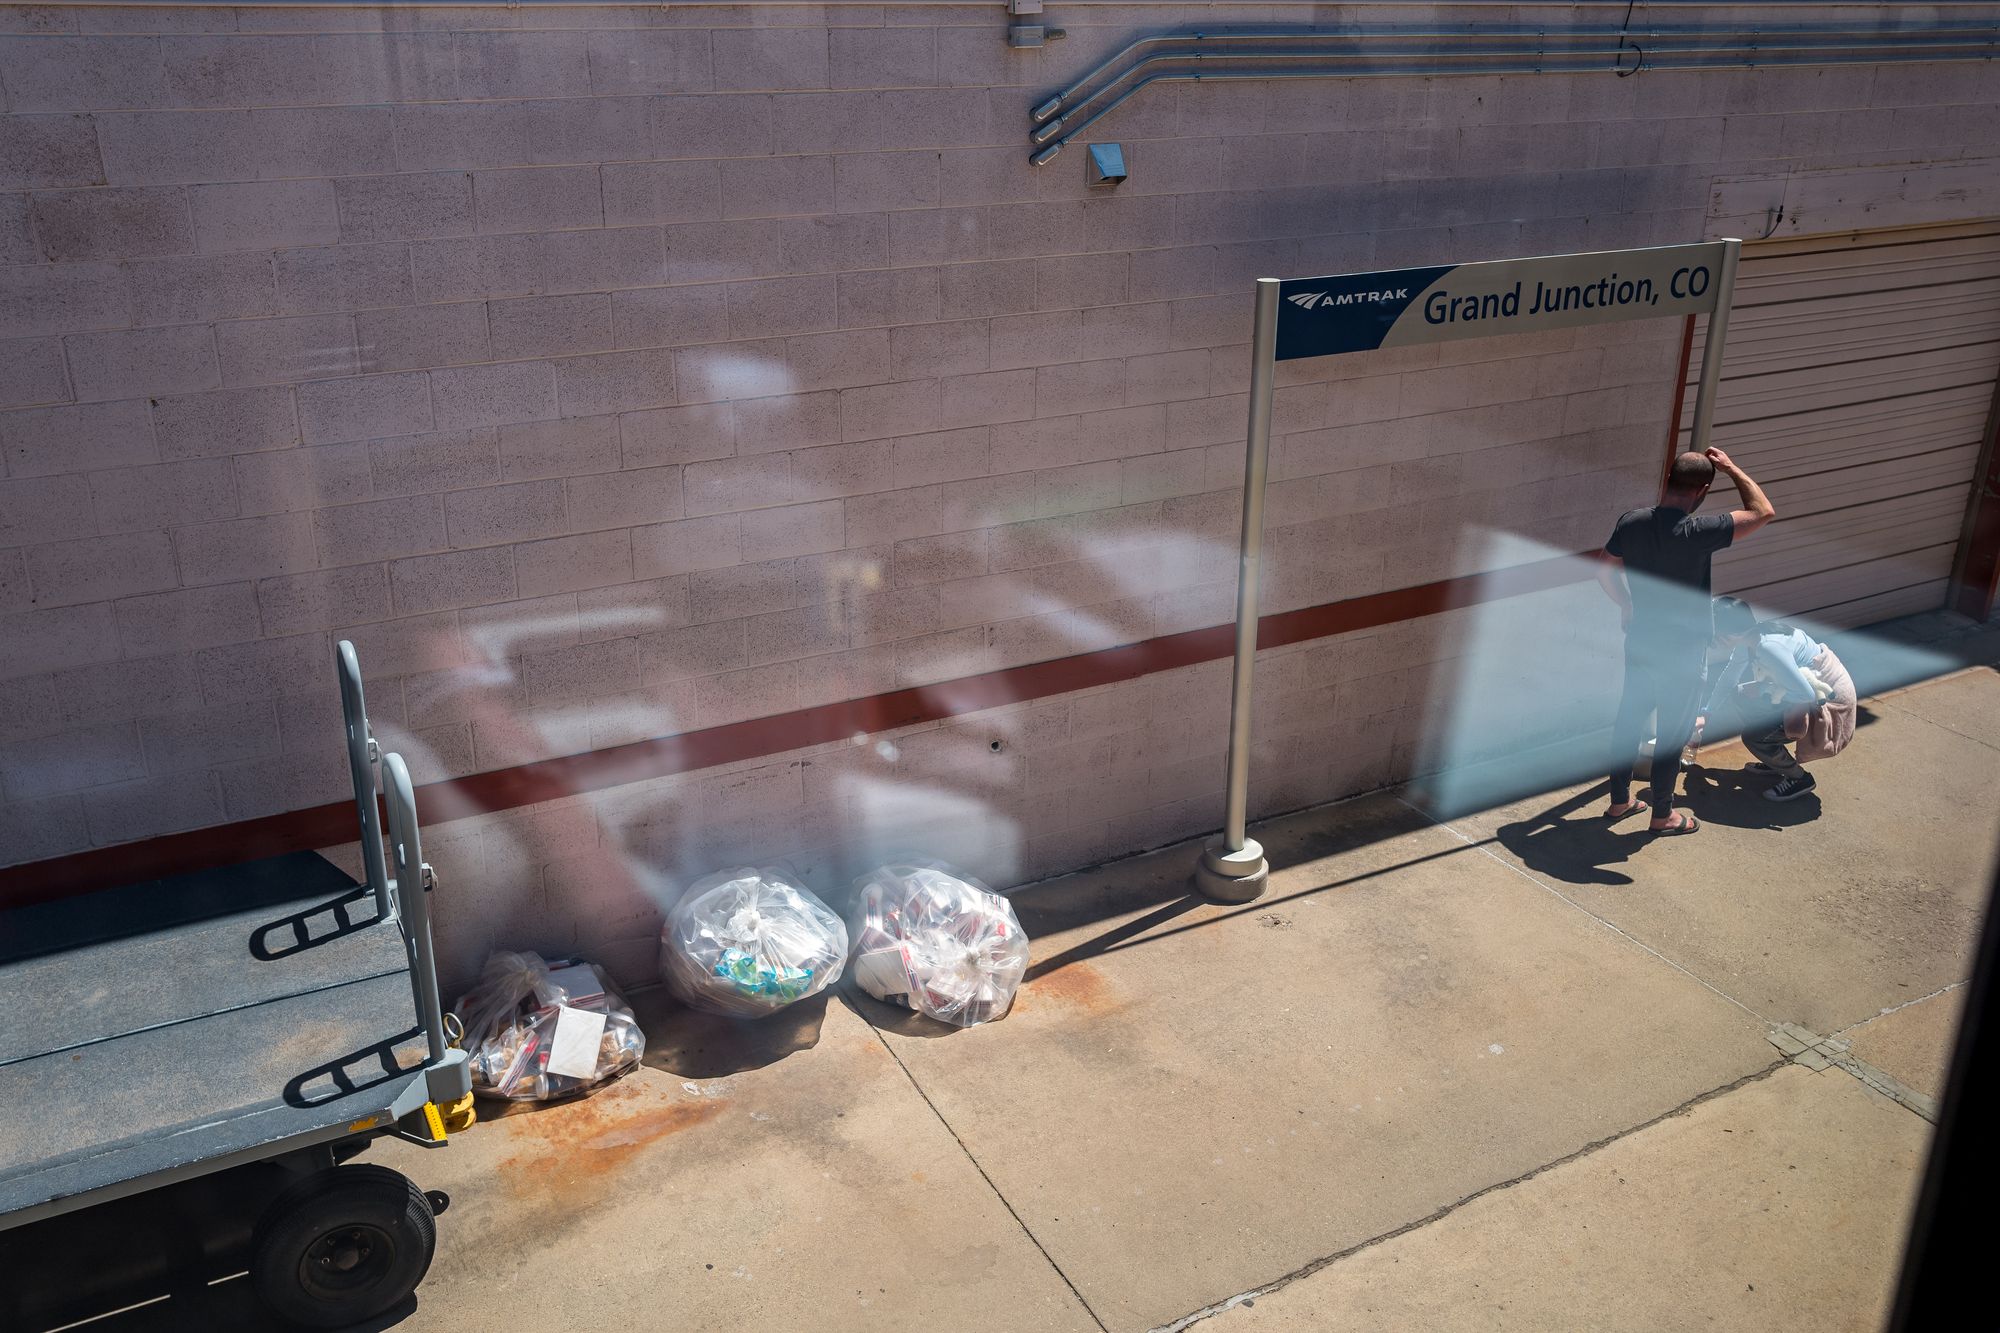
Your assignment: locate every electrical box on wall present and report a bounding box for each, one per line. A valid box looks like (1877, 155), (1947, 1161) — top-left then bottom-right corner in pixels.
(1087, 143), (1127, 186)
(1009, 24), (1065, 47)
(1007, 0), (1061, 47)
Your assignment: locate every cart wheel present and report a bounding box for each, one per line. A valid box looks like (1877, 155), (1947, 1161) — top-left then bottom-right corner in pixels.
(251, 1164), (436, 1329)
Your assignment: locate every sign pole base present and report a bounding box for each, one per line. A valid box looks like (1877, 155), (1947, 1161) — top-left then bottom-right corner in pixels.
(1195, 836), (1268, 904)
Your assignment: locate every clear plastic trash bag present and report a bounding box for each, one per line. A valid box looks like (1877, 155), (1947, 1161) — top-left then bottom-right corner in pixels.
(660, 867), (849, 1018)
(455, 951), (644, 1102)
(849, 863), (1030, 1028)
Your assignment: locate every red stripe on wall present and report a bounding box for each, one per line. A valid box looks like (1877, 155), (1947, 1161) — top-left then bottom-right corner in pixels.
(0, 551), (1594, 909)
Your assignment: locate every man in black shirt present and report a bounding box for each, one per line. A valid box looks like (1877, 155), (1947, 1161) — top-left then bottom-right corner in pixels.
(1597, 447), (1777, 833)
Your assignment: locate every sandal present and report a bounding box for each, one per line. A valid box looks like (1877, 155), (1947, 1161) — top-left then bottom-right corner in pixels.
(1606, 800), (1644, 819)
(1648, 811), (1699, 836)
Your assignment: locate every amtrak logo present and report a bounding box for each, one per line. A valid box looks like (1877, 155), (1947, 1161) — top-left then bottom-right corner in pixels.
(1287, 288), (1410, 311)
(1274, 264), (1450, 360)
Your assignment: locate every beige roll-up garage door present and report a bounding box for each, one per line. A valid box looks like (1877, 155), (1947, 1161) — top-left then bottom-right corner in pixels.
(1676, 220), (2000, 629)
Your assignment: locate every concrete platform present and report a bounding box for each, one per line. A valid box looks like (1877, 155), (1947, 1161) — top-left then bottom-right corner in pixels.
(377, 996), (1101, 1332)
(1208, 1066), (1926, 1333)
(1440, 667), (2000, 1036)
(1878, 662), (2000, 752)
(872, 795), (1774, 1331)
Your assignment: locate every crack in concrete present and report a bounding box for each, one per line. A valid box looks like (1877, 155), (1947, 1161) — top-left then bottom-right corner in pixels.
(1149, 1060), (1790, 1333)
(1832, 979), (1966, 1037)
(854, 1003), (1111, 1333)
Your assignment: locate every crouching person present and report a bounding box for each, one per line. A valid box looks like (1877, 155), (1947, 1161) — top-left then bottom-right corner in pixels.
(1700, 596), (1857, 801)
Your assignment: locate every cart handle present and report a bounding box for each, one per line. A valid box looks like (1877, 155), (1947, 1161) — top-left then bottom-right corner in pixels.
(382, 751), (449, 1067)
(336, 640), (391, 919)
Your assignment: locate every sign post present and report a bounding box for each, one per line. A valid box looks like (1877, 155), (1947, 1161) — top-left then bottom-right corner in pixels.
(1193, 239), (1742, 903)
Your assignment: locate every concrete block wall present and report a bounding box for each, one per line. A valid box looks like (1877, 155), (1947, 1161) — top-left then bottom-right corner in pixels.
(317, 568), (1619, 987)
(3, 2), (1997, 983)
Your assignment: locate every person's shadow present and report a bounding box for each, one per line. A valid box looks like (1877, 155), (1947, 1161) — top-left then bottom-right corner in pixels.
(1681, 762), (1823, 830)
(1492, 783), (1658, 887)
(1492, 756), (1826, 887)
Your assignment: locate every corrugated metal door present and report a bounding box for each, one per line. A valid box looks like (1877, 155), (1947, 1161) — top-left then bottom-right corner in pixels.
(1677, 220), (2000, 628)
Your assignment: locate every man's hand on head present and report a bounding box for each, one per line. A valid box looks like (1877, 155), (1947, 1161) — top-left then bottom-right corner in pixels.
(1710, 446), (1776, 534)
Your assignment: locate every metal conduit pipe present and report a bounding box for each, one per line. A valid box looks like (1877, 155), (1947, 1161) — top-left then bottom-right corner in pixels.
(1028, 32), (2000, 145)
(1027, 45), (1999, 165)
(1029, 21), (2000, 123)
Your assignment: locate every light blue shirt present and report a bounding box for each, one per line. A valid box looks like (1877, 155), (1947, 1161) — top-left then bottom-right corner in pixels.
(1705, 625), (1825, 715)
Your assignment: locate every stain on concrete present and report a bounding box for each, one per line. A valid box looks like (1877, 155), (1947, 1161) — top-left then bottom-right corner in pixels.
(496, 1082), (729, 1190)
(1023, 961), (1125, 1016)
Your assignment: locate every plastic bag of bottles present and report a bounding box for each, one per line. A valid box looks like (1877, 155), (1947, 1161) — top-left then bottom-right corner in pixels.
(455, 951), (645, 1102)
(660, 867), (848, 1018)
(849, 863), (1029, 1028)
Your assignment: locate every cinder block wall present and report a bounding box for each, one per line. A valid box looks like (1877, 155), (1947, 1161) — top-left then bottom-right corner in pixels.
(2, 2), (1996, 985)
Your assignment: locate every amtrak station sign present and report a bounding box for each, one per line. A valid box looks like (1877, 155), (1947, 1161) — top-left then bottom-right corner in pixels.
(1272, 240), (1732, 360)
(1195, 237), (1743, 901)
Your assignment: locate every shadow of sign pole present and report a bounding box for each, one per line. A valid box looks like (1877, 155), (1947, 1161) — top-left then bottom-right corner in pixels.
(1195, 238), (1743, 903)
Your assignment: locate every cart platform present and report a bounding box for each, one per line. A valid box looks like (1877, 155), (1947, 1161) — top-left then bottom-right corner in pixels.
(0, 850), (430, 1228)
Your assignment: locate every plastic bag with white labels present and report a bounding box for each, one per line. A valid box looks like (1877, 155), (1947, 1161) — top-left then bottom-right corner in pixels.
(455, 951), (644, 1102)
